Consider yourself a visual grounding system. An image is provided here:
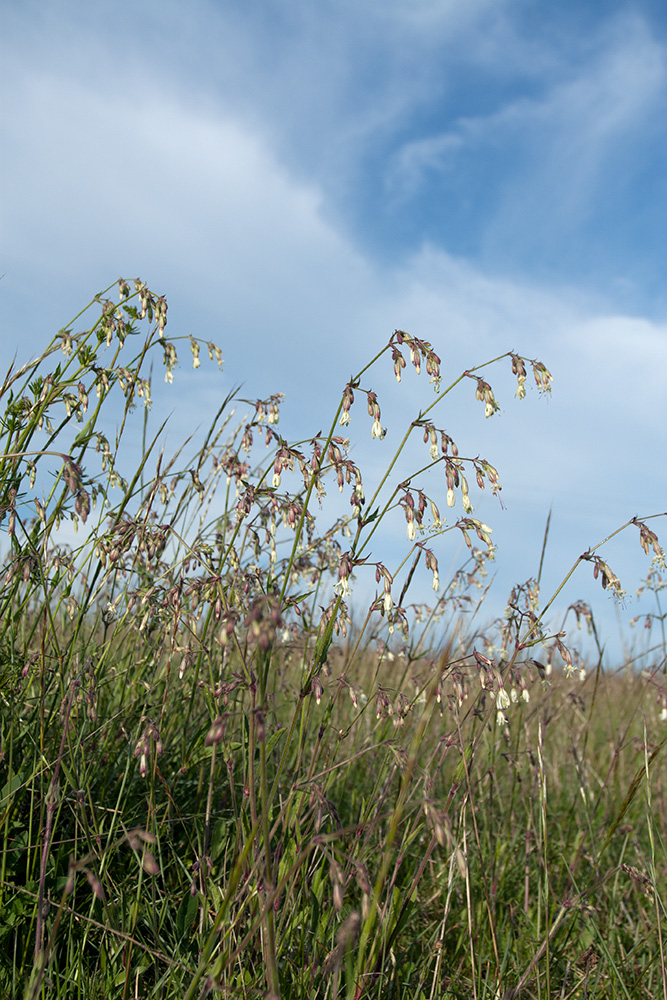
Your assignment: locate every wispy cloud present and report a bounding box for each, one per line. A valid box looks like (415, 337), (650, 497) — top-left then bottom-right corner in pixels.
(383, 12), (666, 290)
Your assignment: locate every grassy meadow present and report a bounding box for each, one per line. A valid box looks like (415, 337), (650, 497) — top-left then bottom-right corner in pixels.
(0, 280), (665, 999)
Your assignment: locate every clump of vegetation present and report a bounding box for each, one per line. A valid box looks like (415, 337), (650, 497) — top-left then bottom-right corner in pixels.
(0, 280), (665, 999)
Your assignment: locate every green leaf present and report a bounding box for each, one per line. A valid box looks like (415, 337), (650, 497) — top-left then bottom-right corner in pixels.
(176, 892), (199, 941)
(265, 727), (286, 757)
(363, 506), (381, 525)
(0, 772), (23, 803)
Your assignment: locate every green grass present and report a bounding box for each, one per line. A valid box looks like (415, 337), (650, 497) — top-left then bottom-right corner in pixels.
(0, 280), (665, 999)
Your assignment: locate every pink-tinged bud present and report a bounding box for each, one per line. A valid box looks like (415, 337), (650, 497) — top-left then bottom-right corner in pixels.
(393, 348), (406, 382)
(426, 350), (441, 379)
(531, 361), (553, 391)
(206, 717), (227, 745)
(84, 869), (105, 900)
(75, 489), (90, 523)
(141, 851), (159, 876)
(511, 354), (526, 378)
(376, 687), (391, 718)
(338, 551), (353, 581)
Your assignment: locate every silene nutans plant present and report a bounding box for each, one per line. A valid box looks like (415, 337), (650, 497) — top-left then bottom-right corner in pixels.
(0, 279), (665, 1000)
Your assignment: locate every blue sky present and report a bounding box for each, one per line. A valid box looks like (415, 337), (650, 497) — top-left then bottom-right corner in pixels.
(1, 0), (666, 663)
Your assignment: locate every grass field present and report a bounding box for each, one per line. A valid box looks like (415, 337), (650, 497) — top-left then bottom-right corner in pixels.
(1, 281), (665, 999)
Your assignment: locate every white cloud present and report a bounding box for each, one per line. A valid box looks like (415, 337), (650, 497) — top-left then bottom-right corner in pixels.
(1, 1), (665, 660)
(1, 63), (382, 412)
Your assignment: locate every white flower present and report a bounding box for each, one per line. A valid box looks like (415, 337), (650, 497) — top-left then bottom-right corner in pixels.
(430, 501), (443, 528)
(104, 601), (119, 622)
(496, 688), (511, 710)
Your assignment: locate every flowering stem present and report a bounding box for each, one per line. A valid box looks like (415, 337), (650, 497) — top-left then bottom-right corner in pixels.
(518, 516), (655, 649)
(355, 354), (512, 559)
(277, 342), (394, 607)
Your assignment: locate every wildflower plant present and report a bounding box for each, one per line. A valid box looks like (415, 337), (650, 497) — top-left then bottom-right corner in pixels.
(0, 280), (665, 1000)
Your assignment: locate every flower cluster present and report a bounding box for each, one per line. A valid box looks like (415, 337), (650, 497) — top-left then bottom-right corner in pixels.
(366, 390), (385, 440)
(633, 517), (664, 564)
(417, 420), (502, 508)
(399, 487), (429, 541)
(581, 551), (626, 601)
(473, 377), (499, 418)
(133, 718), (162, 778)
(392, 330), (441, 389)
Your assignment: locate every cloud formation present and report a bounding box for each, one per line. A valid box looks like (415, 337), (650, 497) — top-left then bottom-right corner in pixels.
(1, 0), (665, 658)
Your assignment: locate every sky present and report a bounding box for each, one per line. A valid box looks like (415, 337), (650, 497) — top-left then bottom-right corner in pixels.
(1, 0), (666, 665)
